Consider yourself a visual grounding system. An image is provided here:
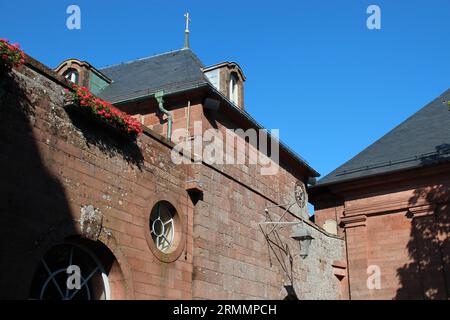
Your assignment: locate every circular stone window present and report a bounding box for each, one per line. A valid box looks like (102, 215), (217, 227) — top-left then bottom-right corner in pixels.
(150, 201), (176, 252)
(146, 200), (185, 262)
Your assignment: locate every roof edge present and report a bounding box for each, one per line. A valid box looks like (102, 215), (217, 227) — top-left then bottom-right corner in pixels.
(316, 87), (450, 186)
(112, 81), (319, 178)
(311, 156), (450, 190)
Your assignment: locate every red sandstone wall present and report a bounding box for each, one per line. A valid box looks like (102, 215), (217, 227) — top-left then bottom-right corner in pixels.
(184, 87), (346, 299)
(0, 64), (194, 299)
(119, 96), (205, 140)
(0, 60), (345, 300)
(191, 167), (346, 299)
(314, 168), (450, 300)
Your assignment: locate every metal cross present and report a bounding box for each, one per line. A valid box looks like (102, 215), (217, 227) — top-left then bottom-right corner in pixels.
(184, 12), (191, 32)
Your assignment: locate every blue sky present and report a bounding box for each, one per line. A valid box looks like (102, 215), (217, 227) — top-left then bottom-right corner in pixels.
(2, 0), (450, 180)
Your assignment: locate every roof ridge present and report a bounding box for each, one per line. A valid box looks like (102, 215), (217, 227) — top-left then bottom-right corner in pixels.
(99, 48), (199, 70)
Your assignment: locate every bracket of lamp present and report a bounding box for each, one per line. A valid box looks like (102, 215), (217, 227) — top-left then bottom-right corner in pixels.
(259, 215), (313, 259)
(259, 180), (314, 259)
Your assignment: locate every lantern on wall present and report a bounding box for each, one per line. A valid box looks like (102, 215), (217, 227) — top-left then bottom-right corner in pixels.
(291, 226), (314, 259)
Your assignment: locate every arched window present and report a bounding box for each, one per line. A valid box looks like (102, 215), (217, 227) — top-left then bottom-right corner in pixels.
(229, 73), (239, 105)
(63, 69), (79, 84)
(29, 242), (111, 300)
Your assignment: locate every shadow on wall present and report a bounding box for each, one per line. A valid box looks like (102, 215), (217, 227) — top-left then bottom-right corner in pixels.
(395, 145), (450, 300)
(0, 68), (77, 298)
(64, 106), (144, 169)
(0, 68), (126, 299)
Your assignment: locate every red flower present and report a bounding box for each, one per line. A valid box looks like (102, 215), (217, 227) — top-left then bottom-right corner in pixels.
(0, 38), (25, 67)
(67, 83), (143, 138)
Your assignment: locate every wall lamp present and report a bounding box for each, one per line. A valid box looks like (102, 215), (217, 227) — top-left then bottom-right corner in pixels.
(291, 226), (314, 259)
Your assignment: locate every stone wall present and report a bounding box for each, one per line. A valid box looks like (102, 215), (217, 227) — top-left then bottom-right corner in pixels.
(313, 165), (450, 299)
(0, 62), (193, 299)
(0, 59), (345, 300)
(193, 117), (347, 299)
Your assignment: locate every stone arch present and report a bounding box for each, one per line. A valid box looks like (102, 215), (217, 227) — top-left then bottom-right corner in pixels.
(55, 59), (90, 87)
(27, 225), (134, 300)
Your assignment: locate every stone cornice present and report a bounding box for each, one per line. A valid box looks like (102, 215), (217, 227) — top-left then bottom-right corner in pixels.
(406, 204), (436, 219)
(343, 199), (411, 216)
(343, 198), (442, 217)
(340, 215), (367, 228)
(340, 203), (437, 229)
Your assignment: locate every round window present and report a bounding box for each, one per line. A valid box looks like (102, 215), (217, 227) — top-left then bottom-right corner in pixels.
(145, 198), (185, 262)
(150, 201), (176, 253)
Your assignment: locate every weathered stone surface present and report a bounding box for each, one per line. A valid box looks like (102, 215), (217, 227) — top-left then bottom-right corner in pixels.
(80, 205), (103, 241)
(0, 59), (345, 300)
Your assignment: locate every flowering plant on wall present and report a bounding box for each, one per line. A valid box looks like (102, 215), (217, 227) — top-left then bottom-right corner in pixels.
(65, 85), (143, 139)
(0, 38), (25, 69)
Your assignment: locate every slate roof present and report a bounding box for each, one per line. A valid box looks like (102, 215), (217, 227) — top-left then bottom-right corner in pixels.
(92, 48), (320, 177)
(98, 49), (209, 103)
(316, 89), (450, 186)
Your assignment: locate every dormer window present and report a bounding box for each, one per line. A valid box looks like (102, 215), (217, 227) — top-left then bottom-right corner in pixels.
(63, 69), (79, 84)
(203, 62), (245, 110)
(229, 73), (239, 105)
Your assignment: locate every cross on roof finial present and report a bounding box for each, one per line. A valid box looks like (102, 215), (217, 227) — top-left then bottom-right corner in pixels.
(183, 12), (191, 49)
(184, 12), (191, 32)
